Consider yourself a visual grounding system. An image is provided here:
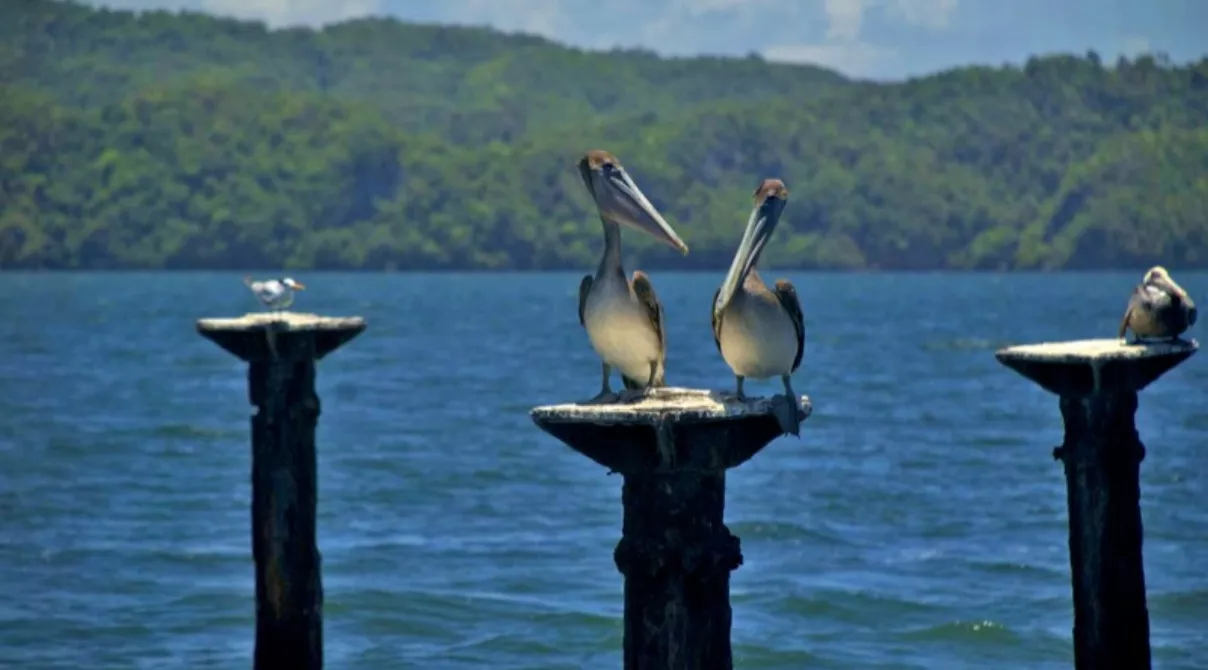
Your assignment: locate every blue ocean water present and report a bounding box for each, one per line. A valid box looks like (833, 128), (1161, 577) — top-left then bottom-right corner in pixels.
(0, 271), (1205, 670)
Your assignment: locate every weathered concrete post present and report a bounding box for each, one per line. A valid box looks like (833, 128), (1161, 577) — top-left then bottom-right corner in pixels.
(531, 388), (811, 670)
(995, 337), (1197, 670)
(197, 312), (366, 670)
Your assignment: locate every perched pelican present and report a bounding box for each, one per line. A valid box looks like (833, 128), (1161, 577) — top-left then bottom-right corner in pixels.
(243, 276), (305, 311)
(576, 150), (689, 403)
(711, 178), (805, 436)
(1119, 266), (1197, 341)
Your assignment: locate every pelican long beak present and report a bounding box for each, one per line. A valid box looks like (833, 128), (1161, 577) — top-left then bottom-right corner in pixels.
(1149, 274), (1185, 301)
(1152, 274), (1197, 326)
(587, 165), (688, 254)
(1145, 270), (1197, 325)
(715, 193), (786, 314)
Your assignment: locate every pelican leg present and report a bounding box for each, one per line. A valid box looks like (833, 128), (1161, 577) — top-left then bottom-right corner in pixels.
(734, 376), (746, 402)
(619, 361), (658, 403)
(774, 374), (802, 438)
(586, 363), (619, 404)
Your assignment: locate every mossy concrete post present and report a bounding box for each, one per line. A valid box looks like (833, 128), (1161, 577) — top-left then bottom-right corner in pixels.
(995, 338), (1198, 670)
(531, 388), (811, 670)
(197, 312), (366, 670)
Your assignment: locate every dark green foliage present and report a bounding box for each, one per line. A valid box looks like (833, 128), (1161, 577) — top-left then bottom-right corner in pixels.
(2, 0), (1206, 270)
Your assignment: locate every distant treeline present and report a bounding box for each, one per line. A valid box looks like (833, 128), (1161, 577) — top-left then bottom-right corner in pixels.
(2, 0), (1207, 270)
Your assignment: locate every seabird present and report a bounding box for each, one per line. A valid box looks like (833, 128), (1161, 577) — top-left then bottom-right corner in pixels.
(711, 178), (805, 436)
(576, 150), (689, 403)
(243, 276), (305, 311)
(1119, 265), (1196, 342)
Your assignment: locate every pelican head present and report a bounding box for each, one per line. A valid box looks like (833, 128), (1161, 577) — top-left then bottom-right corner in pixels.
(578, 150), (688, 255)
(282, 277), (306, 290)
(1143, 266), (1183, 298)
(1143, 265), (1196, 326)
(715, 178), (789, 314)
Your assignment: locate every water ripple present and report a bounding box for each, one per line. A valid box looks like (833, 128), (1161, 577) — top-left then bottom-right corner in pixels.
(0, 271), (1205, 669)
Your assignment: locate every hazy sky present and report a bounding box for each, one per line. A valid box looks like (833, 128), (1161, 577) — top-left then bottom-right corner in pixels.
(85, 0), (1205, 80)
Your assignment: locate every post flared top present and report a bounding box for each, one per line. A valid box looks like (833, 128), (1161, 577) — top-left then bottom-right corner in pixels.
(197, 312), (366, 362)
(531, 387), (811, 475)
(995, 338), (1197, 396)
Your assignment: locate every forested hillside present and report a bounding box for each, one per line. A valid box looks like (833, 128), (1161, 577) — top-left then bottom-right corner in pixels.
(2, 0), (1206, 270)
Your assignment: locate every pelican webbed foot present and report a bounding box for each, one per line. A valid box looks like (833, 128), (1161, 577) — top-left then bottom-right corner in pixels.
(773, 374), (803, 438)
(585, 363), (620, 405)
(1134, 335), (1179, 345)
(618, 387), (651, 404)
(586, 390), (620, 404)
(610, 362), (658, 403)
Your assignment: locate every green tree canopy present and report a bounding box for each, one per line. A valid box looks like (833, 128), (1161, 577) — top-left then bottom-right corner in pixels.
(1, 0), (1206, 270)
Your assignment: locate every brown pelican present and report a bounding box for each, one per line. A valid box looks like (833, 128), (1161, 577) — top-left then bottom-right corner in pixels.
(1118, 266), (1197, 341)
(711, 178), (805, 436)
(244, 276), (305, 311)
(576, 150), (689, 403)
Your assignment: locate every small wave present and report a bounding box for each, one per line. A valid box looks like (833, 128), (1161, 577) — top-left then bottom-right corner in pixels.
(970, 559), (1065, 579)
(899, 619), (1016, 642)
(1150, 588), (1208, 610)
(771, 589), (943, 622)
(733, 645), (827, 667)
(729, 519), (853, 546)
(149, 423), (239, 439)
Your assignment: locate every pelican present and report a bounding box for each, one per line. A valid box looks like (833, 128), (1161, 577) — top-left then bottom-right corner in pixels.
(1118, 266), (1197, 342)
(576, 150), (689, 403)
(243, 276), (305, 311)
(711, 178), (805, 436)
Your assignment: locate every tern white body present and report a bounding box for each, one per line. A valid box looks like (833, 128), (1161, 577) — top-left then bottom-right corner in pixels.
(245, 277), (303, 310)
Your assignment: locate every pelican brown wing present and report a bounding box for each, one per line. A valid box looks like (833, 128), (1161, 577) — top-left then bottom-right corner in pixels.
(773, 279), (805, 373)
(710, 287), (723, 353)
(630, 270), (667, 388)
(1118, 308), (1132, 338)
(1118, 288), (1140, 338)
(1168, 283), (1198, 325)
(578, 274), (593, 327)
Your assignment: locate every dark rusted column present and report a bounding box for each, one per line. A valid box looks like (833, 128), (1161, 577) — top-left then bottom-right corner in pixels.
(197, 312), (366, 670)
(531, 388), (811, 670)
(995, 337), (1197, 670)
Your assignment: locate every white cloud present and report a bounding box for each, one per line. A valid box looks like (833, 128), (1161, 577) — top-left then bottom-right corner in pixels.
(823, 0), (865, 41)
(439, 0), (567, 39)
(669, 0), (761, 15)
(88, 0), (960, 43)
(885, 0), (958, 30)
(83, 0), (961, 76)
(89, 0), (381, 27)
(767, 0), (955, 77)
(89, 0), (198, 11)
(1118, 35), (1151, 57)
(823, 0), (958, 40)
(198, 0), (380, 27)
(763, 40), (893, 76)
